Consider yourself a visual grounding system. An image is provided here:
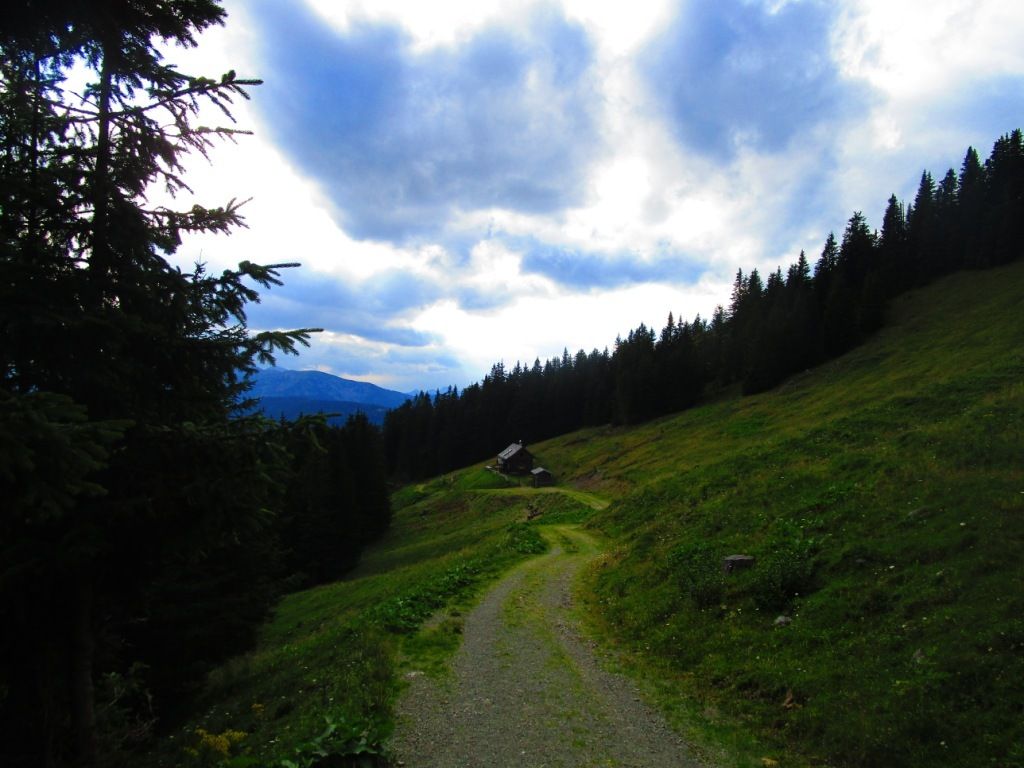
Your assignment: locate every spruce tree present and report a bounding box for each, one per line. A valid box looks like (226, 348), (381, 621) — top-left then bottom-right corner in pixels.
(878, 194), (908, 292)
(984, 130), (1024, 265)
(958, 147), (986, 267)
(0, 4), (316, 765)
(813, 231), (839, 305)
(782, 251), (818, 373)
(935, 168), (960, 272)
(907, 171), (937, 283)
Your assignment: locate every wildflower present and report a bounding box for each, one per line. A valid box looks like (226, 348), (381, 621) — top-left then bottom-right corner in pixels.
(194, 727), (247, 759)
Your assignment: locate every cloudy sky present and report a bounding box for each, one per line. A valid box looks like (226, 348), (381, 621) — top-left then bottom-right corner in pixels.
(165, 0), (1024, 392)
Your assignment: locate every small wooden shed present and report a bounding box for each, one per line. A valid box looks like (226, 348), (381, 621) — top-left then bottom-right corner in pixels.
(497, 442), (533, 474)
(531, 467), (554, 487)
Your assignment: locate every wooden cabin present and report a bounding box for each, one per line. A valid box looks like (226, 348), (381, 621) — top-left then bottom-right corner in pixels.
(531, 467), (554, 487)
(497, 442), (533, 474)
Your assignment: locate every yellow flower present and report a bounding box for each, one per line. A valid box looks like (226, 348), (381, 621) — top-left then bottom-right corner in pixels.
(194, 727), (247, 758)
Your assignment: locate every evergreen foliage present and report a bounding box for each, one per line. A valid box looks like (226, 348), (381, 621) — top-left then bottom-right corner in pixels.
(279, 414), (391, 586)
(0, 5), (390, 766)
(384, 130), (1024, 480)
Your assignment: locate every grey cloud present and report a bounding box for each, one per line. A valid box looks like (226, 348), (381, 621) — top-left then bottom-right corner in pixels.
(643, 0), (869, 159)
(246, 267), (441, 347)
(518, 240), (704, 290)
(248, 1), (600, 243)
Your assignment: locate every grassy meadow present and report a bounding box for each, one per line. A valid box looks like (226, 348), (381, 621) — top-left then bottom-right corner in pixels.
(154, 262), (1022, 767)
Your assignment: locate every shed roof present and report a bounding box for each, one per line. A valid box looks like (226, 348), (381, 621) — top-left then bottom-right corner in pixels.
(531, 467), (551, 476)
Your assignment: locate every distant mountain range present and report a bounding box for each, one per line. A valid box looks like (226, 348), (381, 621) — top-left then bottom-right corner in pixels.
(245, 368), (410, 425)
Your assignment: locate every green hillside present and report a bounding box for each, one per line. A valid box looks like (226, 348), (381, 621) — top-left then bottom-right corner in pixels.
(154, 263), (1022, 767)
(146, 469), (574, 766)
(542, 261), (1024, 767)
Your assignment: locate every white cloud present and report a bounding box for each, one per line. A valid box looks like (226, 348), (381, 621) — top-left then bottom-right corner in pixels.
(155, 0), (1024, 391)
(833, 0), (1024, 165)
(413, 277), (727, 383)
(835, 0), (1024, 97)
(304, 0), (521, 51)
(462, 240), (557, 303)
(303, 0), (676, 57)
(561, 0), (675, 57)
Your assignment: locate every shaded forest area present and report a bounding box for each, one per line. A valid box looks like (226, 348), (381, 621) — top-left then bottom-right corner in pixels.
(384, 130), (1024, 480)
(0, 4), (390, 767)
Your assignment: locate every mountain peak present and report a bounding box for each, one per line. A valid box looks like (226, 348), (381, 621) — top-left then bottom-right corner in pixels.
(248, 368), (409, 409)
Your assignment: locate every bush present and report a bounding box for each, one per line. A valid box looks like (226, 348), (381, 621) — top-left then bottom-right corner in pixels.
(501, 523), (547, 555)
(750, 538), (817, 611)
(668, 541), (724, 608)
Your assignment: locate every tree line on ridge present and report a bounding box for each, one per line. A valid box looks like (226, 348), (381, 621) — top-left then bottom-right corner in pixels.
(383, 130), (1024, 481)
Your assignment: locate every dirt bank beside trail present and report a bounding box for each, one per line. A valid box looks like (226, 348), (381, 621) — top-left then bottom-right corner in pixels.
(389, 526), (702, 768)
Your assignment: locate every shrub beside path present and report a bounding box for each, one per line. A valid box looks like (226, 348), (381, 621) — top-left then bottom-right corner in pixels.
(389, 525), (702, 767)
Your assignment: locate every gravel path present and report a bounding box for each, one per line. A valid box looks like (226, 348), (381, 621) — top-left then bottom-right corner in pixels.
(389, 526), (702, 767)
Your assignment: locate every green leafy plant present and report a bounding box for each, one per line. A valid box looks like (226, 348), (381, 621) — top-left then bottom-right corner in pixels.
(278, 715), (386, 768)
(373, 561), (485, 633)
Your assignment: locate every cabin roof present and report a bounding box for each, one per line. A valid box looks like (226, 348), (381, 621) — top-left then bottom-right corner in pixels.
(498, 442), (527, 460)
(531, 467), (551, 476)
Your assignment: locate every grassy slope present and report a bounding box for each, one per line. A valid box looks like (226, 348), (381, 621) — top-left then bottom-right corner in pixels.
(149, 468), (596, 766)
(155, 264), (1021, 767)
(530, 263), (1024, 768)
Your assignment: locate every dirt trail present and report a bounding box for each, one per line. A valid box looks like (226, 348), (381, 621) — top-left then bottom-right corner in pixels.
(389, 525), (701, 768)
